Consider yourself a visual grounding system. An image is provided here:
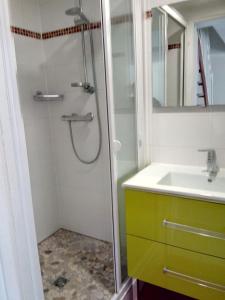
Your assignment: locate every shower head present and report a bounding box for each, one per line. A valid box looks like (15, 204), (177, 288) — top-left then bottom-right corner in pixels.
(65, 7), (81, 16)
(65, 7), (89, 25)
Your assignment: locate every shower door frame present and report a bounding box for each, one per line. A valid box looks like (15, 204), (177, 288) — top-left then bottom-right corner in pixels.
(101, 0), (148, 293)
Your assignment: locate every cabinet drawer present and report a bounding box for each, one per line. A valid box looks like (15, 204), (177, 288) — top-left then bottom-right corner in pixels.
(125, 189), (225, 259)
(127, 235), (225, 300)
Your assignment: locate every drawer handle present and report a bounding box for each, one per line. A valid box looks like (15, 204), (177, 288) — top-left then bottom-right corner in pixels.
(163, 219), (225, 240)
(163, 267), (225, 293)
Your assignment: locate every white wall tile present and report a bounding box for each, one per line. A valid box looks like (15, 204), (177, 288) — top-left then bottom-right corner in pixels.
(43, 35), (82, 67)
(151, 112), (225, 167)
(211, 113), (225, 149)
(9, 0), (23, 27)
(14, 36), (45, 66)
(20, 0), (42, 31)
(58, 185), (112, 242)
(23, 118), (58, 242)
(11, 0), (59, 242)
(151, 145), (207, 166)
(151, 113), (212, 148)
(9, 0), (42, 31)
(39, 0), (75, 32)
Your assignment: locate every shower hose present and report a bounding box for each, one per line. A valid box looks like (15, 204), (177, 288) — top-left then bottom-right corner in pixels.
(68, 25), (102, 164)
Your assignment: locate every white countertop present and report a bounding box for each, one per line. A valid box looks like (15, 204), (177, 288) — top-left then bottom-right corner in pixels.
(122, 163), (225, 204)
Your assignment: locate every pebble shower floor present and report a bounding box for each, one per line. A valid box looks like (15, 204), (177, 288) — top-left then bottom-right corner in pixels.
(38, 229), (114, 300)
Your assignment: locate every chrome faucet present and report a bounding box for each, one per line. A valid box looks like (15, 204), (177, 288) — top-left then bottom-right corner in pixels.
(198, 149), (219, 182)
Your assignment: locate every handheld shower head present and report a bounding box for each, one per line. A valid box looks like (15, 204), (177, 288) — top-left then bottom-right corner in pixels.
(65, 7), (89, 25)
(65, 7), (81, 16)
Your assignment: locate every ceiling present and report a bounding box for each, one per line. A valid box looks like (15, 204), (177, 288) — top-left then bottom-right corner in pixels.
(172, 0), (225, 12)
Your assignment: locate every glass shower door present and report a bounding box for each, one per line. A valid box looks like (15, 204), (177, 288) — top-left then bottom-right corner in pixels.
(109, 0), (139, 283)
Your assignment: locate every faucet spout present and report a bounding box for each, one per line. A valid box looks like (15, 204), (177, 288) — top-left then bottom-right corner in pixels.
(198, 149), (219, 182)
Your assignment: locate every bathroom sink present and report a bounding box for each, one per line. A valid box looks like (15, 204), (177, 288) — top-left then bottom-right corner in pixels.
(123, 163), (225, 203)
(158, 172), (225, 193)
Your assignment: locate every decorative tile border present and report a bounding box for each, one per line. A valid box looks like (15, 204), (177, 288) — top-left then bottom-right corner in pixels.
(11, 26), (41, 39)
(42, 15), (134, 39)
(42, 22), (101, 39)
(168, 43), (181, 50)
(146, 10), (152, 18)
(11, 11), (152, 40)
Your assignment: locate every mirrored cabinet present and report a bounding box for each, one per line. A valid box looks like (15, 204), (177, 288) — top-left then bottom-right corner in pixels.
(152, 0), (225, 108)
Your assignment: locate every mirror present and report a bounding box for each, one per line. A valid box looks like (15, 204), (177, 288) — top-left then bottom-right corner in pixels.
(152, 0), (225, 108)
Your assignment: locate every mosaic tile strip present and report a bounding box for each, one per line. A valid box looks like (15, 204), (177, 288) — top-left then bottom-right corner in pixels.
(42, 14), (135, 40)
(11, 11), (152, 40)
(42, 22), (101, 39)
(146, 10), (152, 18)
(168, 43), (181, 50)
(11, 26), (41, 39)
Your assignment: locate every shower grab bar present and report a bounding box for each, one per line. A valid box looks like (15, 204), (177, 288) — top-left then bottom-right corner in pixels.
(61, 112), (94, 122)
(33, 91), (64, 101)
(163, 267), (225, 292)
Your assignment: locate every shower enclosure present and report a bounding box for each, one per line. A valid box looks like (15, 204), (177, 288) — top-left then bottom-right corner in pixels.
(7, 0), (142, 297)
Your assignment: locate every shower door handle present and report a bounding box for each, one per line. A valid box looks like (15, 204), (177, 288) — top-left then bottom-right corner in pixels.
(113, 140), (122, 153)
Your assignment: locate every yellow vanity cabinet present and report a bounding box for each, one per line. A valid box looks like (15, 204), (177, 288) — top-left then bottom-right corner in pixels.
(125, 189), (225, 300)
(126, 189), (225, 259)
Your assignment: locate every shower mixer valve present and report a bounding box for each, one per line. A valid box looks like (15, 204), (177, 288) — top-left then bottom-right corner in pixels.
(61, 112), (94, 122)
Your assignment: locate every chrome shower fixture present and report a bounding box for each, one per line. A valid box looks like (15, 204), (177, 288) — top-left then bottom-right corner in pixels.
(65, 7), (89, 26)
(65, 7), (81, 16)
(64, 0), (102, 164)
(61, 112), (94, 122)
(71, 82), (95, 94)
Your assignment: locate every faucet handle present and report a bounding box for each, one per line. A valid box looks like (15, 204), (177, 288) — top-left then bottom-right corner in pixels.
(198, 149), (215, 153)
(198, 149), (216, 160)
(198, 149), (219, 175)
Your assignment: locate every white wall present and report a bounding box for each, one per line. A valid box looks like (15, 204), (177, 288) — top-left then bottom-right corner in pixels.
(211, 52), (225, 105)
(150, 112), (225, 167)
(9, 0), (59, 242)
(9, 0), (113, 243)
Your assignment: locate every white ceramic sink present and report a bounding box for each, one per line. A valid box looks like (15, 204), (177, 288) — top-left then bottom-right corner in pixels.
(158, 172), (225, 193)
(123, 163), (225, 204)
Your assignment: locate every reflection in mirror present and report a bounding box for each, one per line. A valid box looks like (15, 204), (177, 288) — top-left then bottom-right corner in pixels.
(152, 8), (166, 107)
(167, 13), (185, 107)
(152, 0), (225, 108)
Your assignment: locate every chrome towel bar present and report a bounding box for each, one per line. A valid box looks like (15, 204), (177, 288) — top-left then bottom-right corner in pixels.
(33, 91), (64, 101)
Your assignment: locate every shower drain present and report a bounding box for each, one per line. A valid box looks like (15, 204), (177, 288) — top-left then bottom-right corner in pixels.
(53, 276), (69, 288)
